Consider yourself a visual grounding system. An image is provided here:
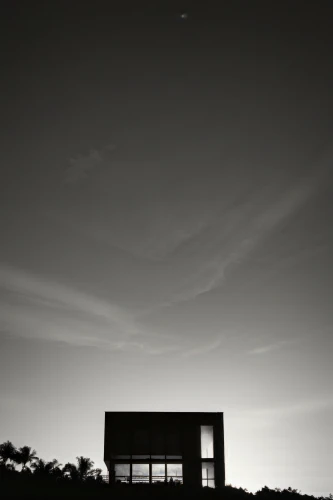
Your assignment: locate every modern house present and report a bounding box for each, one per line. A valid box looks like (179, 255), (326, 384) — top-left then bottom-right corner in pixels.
(104, 411), (225, 488)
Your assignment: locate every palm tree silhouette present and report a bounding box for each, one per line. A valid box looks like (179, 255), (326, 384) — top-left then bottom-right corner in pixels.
(14, 446), (38, 471)
(63, 462), (79, 481)
(63, 456), (101, 482)
(31, 458), (62, 478)
(0, 441), (17, 467)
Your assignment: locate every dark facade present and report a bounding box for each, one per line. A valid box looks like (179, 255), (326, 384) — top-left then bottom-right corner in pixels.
(104, 411), (225, 489)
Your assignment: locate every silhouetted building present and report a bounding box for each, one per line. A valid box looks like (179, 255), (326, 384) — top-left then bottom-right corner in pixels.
(104, 411), (225, 488)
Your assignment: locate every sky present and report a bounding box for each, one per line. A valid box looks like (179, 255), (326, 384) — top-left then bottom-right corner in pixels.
(1, 0), (333, 496)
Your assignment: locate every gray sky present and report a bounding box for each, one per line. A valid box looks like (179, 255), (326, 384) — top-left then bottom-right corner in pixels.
(1, 1), (333, 495)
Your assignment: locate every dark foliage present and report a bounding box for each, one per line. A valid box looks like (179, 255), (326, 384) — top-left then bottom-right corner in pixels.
(0, 441), (331, 500)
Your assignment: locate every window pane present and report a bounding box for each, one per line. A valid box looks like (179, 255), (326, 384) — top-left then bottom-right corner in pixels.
(152, 463), (165, 482)
(132, 464), (148, 476)
(200, 425), (214, 458)
(152, 464), (165, 476)
(167, 463), (183, 482)
(115, 464), (130, 477)
(202, 479), (215, 488)
(132, 455), (150, 459)
(132, 463), (149, 483)
(202, 462), (214, 479)
(132, 463), (149, 476)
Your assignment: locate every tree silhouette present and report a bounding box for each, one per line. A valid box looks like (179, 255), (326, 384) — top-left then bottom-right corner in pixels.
(63, 456), (102, 482)
(14, 446), (38, 471)
(0, 441), (17, 467)
(63, 462), (79, 481)
(31, 458), (62, 478)
(3, 438), (331, 498)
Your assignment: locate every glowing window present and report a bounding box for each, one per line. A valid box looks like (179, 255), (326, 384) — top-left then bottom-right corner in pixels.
(132, 463), (149, 483)
(152, 463), (165, 482)
(114, 463), (130, 483)
(202, 462), (215, 488)
(200, 425), (214, 458)
(167, 463), (183, 483)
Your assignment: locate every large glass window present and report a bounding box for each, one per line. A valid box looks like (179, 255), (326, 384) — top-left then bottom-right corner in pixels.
(114, 463), (130, 483)
(202, 462), (215, 488)
(167, 463), (183, 484)
(200, 425), (214, 458)
(152, 463), (165, 483)
(132, 463), (149, 483)
(114, 461), (183, 485)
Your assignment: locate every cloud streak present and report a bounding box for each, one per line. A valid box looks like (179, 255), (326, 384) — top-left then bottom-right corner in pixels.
(64, 144), (115, 184)
(0, 301), (181, 355)
(247, 340), (294, 355)
(0, 263), (136, 333)
(181, 337), (222, 357)
(162, 166), (328, 307)
(0, 263), (181, 354)
(0, 263), (196, 356)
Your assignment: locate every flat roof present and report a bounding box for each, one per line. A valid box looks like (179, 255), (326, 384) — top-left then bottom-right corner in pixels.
(105, 411), (223, 414)
(105, 411), (223, 417)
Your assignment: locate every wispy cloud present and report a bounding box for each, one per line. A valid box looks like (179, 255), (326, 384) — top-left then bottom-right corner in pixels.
(107, 200), (216, 263)
(0, 263), (194, 356)
(181, 337), (222, 358)
(162, 168), (328, 306)
(0, 303), (182, 356)
(247, 340), (293, 355)
(0, 263), (181, 354)
(0, 263), (136, 332)
(64, 144), (115, 184)
(247, 345), (279, 355)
